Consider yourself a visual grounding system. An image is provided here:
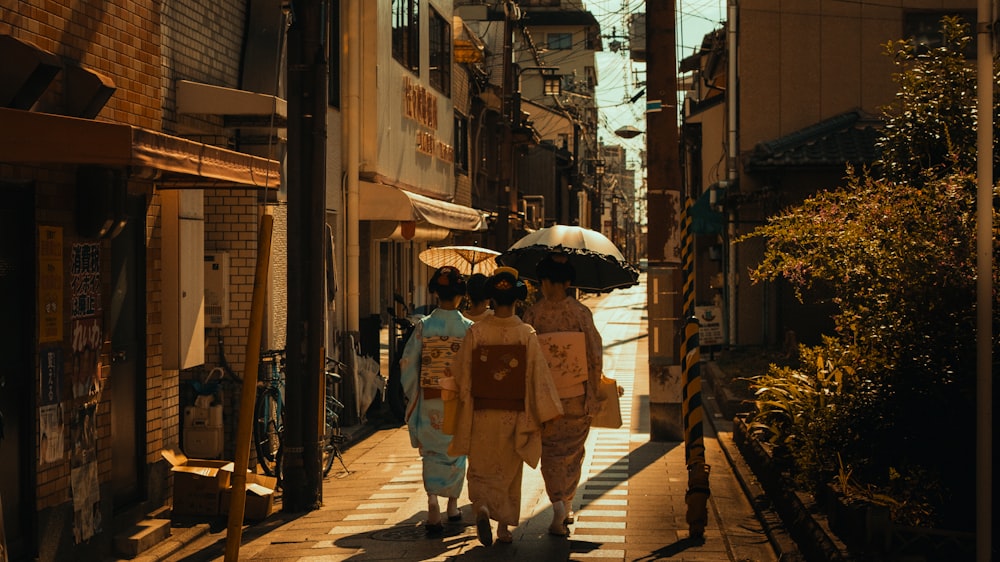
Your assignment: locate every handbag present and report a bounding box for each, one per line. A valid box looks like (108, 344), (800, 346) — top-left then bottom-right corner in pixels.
(591, 375), (622, 429)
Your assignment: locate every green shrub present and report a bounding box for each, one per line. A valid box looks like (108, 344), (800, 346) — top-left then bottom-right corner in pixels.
(741, 16), (999, 532)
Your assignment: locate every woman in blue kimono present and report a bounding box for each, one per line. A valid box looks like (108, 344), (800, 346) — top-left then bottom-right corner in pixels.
(399, 266), (473, 534)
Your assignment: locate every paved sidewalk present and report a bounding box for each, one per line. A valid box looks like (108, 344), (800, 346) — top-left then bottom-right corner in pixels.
(131, 274), (783, 561)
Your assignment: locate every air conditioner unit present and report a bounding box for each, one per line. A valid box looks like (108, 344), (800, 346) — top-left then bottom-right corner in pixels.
(204, 252), (230, 328)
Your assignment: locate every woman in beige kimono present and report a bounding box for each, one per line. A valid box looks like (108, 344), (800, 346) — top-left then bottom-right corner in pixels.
(462, 273), (493, 323)
(522, 254), (604, 536)
(448, 267), (563, 546)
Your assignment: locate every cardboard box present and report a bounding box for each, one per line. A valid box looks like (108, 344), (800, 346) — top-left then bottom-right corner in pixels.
(161, 448), (234, 516)
(220, 473), (278, 520)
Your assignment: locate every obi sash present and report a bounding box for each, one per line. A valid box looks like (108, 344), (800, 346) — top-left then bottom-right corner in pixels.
(471, 344), (526, 411)
(420, 335), (463, 398)
(537, 331), (588, 398)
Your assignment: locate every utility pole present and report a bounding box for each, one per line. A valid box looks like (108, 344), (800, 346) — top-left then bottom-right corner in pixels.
(284, 0), (327, 511)
(646, 0), (684, 441)
(496, 0), (518, 251)
(974, 2), (993, 559)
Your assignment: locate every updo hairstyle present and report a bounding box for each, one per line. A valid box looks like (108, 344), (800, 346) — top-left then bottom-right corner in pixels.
(428, 266), (467, 301)
(466, 273), (490, 303)
(487, 267), (528, 306)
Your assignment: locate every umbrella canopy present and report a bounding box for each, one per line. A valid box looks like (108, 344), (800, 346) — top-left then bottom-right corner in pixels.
(497, 225), (639, 292)
(418, 245), (501, 276)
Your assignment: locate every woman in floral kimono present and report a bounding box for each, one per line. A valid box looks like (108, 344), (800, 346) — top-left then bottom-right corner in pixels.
(522, 254), (604, 536)
(399, 266), (472, 534)
(448, 267), (563, 546)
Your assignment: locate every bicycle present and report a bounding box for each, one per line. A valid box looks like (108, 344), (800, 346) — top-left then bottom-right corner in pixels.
(253, 350), (285, 478)
(253, 350), (349, 482)
(322, 356), (350, 476)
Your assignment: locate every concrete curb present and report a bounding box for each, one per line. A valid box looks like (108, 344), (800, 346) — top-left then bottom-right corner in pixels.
(702, 361), (805, 561)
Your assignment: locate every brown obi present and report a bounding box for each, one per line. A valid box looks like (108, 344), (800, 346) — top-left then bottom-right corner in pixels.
(471, 344), (526, 411)
(420, 335), (463, 389)
(537, 331), (588, 398)
(423, 387), (443, 400)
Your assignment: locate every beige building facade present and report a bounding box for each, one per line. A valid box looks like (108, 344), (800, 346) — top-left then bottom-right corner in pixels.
(681, 1), (976, 347)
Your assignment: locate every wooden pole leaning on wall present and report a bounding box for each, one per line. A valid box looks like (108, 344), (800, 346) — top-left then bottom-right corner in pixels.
(224, 213), (274, 562)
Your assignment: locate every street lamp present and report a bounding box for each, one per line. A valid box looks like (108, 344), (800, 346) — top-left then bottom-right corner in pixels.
(614, 125), (643, 139)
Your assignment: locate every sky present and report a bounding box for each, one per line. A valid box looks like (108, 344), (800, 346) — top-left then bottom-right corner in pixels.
(585, 0), (725, 205)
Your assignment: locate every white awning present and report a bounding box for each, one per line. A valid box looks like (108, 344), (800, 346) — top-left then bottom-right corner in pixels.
(176, 80), (287, 128)
(0, 107), (280, 188)
(358, 181), (486, 232)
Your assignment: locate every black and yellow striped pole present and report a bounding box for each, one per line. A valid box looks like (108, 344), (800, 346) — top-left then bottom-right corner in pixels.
(680, 197), (711, 538)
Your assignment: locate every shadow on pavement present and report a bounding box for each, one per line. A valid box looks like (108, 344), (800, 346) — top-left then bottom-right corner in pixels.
(165, 510), (307, 562)
(633, 535), (707, 561)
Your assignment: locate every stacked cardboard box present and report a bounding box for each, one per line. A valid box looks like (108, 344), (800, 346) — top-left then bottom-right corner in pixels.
(161, 448), (278, 520)
(220, 473), (278, 520)
(161, 448), (234, 516)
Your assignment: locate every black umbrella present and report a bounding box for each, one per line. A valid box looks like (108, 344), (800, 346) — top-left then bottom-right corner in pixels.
(496, 225), (639, 292)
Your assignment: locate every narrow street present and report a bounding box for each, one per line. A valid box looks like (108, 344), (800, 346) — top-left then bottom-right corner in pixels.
(138, 274), (779, 562)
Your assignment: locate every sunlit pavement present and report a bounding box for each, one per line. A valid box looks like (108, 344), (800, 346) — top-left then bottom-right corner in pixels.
(136, 273), (781, 562)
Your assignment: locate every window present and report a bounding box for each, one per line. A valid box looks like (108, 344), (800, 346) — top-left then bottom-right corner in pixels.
(454, 112), (469, 174)
(547, 32), (572, 50)
(392, 0), (419, 72)
(556, 133), (569, 150)
(429, 8), (451, 95)
(328, 0), (341, 107)
(584, 66), (596, 91)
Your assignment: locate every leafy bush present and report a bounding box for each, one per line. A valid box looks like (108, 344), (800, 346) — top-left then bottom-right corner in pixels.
(741, 16), (999, 532)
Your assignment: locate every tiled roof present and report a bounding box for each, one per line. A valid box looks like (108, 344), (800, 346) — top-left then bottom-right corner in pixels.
(746, 110), (882, 171)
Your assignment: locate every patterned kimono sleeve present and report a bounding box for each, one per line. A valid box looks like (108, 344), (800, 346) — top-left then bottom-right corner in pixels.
(525, 328), (564, 424)
(400, 321), (425, 408)
(577, 304), (605, 413)
(522, 306), (537, 328)
(446, 326), (478, 457)
(580, 306), (603, 382)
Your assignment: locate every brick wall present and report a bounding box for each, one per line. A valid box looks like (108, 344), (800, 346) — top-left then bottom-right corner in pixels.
(0, 0), (161, 129)
(2, 0), (161, 518)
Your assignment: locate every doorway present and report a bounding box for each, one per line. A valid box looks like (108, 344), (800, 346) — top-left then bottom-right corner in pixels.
(109, 194), (147, 510)
(0, 182), (37, 560)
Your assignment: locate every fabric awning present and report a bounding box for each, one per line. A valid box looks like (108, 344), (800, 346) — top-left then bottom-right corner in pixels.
(358, 181), (486, 232)
(0, 107), (280, 188)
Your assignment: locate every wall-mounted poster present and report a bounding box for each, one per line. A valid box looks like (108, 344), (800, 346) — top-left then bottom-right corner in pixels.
(38, 226), (63, 343)
(70, 242), (101, 319)
(71, 406), (100, 543)
(70, 243), (103, 402)
(39, 347), (65, 465)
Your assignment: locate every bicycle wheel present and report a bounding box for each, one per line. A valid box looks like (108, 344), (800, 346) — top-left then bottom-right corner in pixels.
(322, 371), (347, 476)
(321, 422), (340, 476)
(253, 387), (284, 477)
